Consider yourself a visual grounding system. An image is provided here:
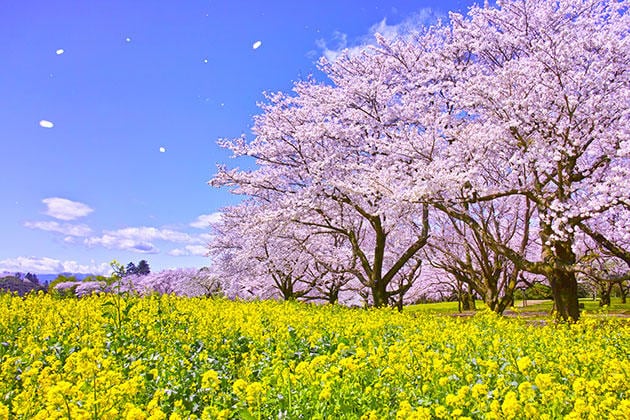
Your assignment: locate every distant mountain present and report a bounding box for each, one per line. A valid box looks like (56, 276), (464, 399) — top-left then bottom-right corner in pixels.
(36, 272), (93, 283)
(0, 272), (12, 278)
(0, 272), (94, 283)
(0, 274), (45, 296)
(1, 272), (98, 296)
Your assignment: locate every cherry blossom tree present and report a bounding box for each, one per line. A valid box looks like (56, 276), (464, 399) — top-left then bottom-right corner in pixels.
(209, 0), (629, 319)
(115, 268), (220, 297)
(210, 52), (435, 307)
(578, 253), (627, 306)
(426, 195), (539, 314)
(578, 208), (630, 271)
(419, 0), (630, 321)
(576, 208), (630, 304)
(55, 268), (222, 298)
(208, 202), (316, 301)
(205, 29), (458, 308)
(75, 281), (108, 297)
(281, 228), (362, 304)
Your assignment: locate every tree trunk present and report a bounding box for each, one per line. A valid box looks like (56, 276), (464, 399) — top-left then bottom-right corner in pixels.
(328, 288), (339, 305)
(372, 281), (388, 308)
(488, 291), (515, 315)
(618, 281), (627, 304)
(496, 296), (512, 314)
(485, 296), (498, 313)
(461, 292), (476, 311)
(542, 236), (580, 321)
(599, 282), (613, 307)
(396, 296), (403, 312)
(550, 270), (580, 321)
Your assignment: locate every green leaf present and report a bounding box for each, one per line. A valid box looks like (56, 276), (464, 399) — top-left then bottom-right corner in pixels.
(238, 409), (256, 420)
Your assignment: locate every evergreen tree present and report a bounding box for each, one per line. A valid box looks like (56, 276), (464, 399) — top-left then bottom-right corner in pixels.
(136, 260), (150, 276)
(126, 262), (137, 276)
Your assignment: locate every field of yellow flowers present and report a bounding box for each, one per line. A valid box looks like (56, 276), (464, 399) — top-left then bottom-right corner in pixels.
(0, 293), (628, 419)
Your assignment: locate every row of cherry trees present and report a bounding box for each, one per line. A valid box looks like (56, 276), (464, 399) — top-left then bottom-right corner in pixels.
(209, 0), (629, 321)
(54, 267), (222, 298)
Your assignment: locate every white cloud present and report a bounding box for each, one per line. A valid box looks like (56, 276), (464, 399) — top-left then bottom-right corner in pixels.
(29, 199), (213, 257)
(317, 8), (439, 62)
(42, 197), (94, 221)
(84, 234), (160, 254)
(39, 120), (54, 128)
(315, 31), (348, 62)
(0, 256), (110, 275)
(197, 233), (215, 242)
(190, 212), (222, 229)
(187, 245), (209, 256)
(168, 245), (208, 257)
(24, 221), (92, 237)
(84, 226), (200, 254)
(109, 227), (196, 243)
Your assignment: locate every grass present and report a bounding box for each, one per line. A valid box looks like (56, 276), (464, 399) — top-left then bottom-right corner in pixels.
(518, 297), (630, 315)
(406, 300), (489, 314)
(406, 297), (630, 316)
(405, 300), (463, 314)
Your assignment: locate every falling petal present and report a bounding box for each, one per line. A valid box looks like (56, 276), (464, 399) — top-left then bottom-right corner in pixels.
(39, 120), (54, 128)
(159, 147), (166, 153)
(252, 40), (262, 49)
(56, 49), (64, 55)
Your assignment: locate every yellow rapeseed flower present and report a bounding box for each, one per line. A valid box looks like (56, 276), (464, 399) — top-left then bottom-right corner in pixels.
(535, 373), (554, 391)
(125, 406), (147, 420)
(516, 356), (532, 373)
(319, 385), (332, 401)
(501, 391), (520, 419)
(245, 381), (264, 406)
(0, 403), (9, 420)
(232, 378), (248, 396)
(471, 383), (488, 400)
(201, 369), (220, 391)
(0, 293), (628, 419)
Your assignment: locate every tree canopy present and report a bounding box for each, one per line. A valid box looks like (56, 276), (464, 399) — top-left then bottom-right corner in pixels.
(209, 0), (629, 321)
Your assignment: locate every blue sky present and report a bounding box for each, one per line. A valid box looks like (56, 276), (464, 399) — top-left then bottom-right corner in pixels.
(0, 0), (473, 275)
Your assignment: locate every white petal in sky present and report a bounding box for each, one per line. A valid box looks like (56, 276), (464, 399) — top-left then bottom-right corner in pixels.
(252, 40), (262, 49)
(125, 37), (132, 43)
(56, 49), (64, 55)
(159, 147), (166, 153)
(39, 120), (54, 128)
